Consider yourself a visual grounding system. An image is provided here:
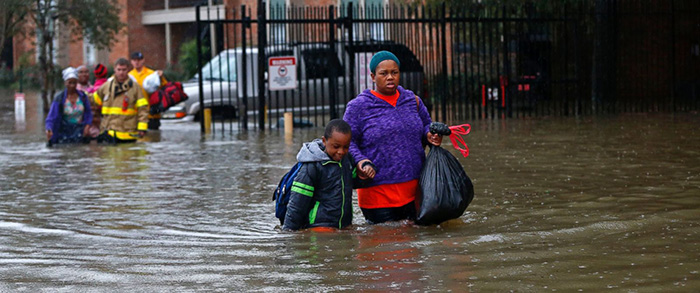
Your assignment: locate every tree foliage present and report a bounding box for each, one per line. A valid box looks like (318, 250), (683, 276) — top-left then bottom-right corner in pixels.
(0, 0), (32, 62)
(59, 0), (125, 50)
(178, 38), (211, 79)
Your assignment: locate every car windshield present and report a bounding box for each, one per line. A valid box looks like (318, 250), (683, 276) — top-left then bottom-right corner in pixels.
(195, 52), (237, 82)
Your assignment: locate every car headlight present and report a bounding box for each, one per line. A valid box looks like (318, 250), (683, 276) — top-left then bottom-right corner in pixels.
(162, 107), (187, 119)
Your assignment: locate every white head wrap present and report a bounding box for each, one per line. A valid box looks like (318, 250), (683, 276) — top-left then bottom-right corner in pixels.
(62, 67), (78, 81)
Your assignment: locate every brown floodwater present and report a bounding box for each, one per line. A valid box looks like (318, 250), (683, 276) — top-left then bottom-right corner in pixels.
(1, 90), (699, 291)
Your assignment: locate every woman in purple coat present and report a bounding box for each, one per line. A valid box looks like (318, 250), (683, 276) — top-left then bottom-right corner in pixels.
(343, 51), (443, 224)
(45, 67), (93, 145)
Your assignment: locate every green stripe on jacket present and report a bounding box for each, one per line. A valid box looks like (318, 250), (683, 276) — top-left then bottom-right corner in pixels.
(292, 181), (314, 191)
(291, 186), (313, 197)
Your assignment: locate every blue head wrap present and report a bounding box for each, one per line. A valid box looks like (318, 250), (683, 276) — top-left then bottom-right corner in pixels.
(369, 51), (400, 74)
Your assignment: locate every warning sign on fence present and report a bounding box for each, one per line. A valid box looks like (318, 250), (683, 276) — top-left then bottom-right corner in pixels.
(268, 56), (297, 91)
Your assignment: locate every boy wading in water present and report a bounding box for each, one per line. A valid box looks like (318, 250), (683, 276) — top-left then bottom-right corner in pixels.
(283, 119), (356, 231)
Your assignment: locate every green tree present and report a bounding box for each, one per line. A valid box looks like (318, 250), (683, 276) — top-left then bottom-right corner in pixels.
(30, 0), (125, 110)
(178, 38), (210, 79)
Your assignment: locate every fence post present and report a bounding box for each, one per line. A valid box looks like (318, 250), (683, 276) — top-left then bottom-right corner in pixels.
(440, 2), (448, 122)
(196, 5), (206, 134)
(346, 3), (355, 103)
(328, 5), (338, 120)
(501, 4), (511, 118)
(241, 6), (249, 130)
(592, 0), (616, 114)
(257, 0), (267, 130)
(670, 0), (676, 112)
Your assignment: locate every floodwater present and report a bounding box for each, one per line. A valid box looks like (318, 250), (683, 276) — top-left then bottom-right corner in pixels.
(1, 90), (699, 292)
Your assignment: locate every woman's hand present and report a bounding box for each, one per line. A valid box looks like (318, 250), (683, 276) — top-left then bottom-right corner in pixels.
(46, 130), (53, 141)
(427, 132), (443, 146)
(83, 125), (91, 137)
(356, 159), (376, 179)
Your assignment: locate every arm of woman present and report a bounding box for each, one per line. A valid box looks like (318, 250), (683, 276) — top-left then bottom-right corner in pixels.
(416, 96), (442, 146)
(416, 96), (432, 134)
(44, 93), (63, 141)
(343, 100), (373, 177)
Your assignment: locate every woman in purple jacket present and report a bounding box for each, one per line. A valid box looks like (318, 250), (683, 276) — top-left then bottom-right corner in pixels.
(45, 67), (93, 145)
(343, 51), (443, 224)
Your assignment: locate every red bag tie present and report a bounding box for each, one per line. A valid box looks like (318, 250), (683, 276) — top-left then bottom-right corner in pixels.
(447, 124), (471, 157)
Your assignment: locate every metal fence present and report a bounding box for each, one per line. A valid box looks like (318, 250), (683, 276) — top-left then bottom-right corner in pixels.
(193, 0), (700, 133)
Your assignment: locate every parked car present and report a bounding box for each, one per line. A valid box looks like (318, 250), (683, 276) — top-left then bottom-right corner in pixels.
(162, 41), (425, 121)
(161, 47), (263, 121)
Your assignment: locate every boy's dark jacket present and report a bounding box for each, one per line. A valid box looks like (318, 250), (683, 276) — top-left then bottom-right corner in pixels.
(283, 138), (354, 231)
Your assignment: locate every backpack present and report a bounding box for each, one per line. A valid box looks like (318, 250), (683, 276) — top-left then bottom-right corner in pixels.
(273, 162), (303, 225)
(149, 81), (188, 114)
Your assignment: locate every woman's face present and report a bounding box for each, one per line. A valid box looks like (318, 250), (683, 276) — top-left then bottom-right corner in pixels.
(77, 67), (90, 84)
(371, 60), (400, 95)
(65, 78), (77, 92)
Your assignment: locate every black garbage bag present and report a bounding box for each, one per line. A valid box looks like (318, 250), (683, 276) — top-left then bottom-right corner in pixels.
(416, 144), (474, 225)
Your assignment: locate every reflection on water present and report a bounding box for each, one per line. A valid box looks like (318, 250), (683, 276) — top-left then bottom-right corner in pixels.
(1, 90), (699, 291)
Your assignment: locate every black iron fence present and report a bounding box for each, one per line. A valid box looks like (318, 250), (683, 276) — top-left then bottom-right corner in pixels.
(192, 0), (700, 133)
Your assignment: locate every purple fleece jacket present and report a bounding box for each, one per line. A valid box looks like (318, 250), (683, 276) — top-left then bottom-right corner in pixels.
(343, 86), (432, 187)
(45, 89), (93, 143)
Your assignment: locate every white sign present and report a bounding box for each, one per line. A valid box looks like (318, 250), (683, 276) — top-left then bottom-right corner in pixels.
(14, 92), (25, 122)
(268, 56), (297, 91)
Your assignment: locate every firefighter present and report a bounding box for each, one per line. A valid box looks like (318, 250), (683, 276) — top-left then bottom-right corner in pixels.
(93, 58), (149, 143)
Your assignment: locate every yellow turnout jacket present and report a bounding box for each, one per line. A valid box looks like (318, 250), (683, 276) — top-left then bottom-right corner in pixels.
(93, 78), (149, 140)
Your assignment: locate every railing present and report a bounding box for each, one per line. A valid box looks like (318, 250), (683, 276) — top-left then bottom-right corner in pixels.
(193, 0), (700, 134)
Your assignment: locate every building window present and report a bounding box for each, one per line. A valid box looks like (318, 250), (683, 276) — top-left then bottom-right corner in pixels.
(83, 38), (97, 66)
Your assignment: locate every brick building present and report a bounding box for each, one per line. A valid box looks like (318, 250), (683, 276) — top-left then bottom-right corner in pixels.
(9, 0), (372, 71)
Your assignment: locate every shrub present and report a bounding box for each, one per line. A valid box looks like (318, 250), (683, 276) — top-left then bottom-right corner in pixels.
(178, 38), (211, 79)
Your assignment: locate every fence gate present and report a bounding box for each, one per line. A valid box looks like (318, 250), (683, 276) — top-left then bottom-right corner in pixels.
(193, 0), (699, 134)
